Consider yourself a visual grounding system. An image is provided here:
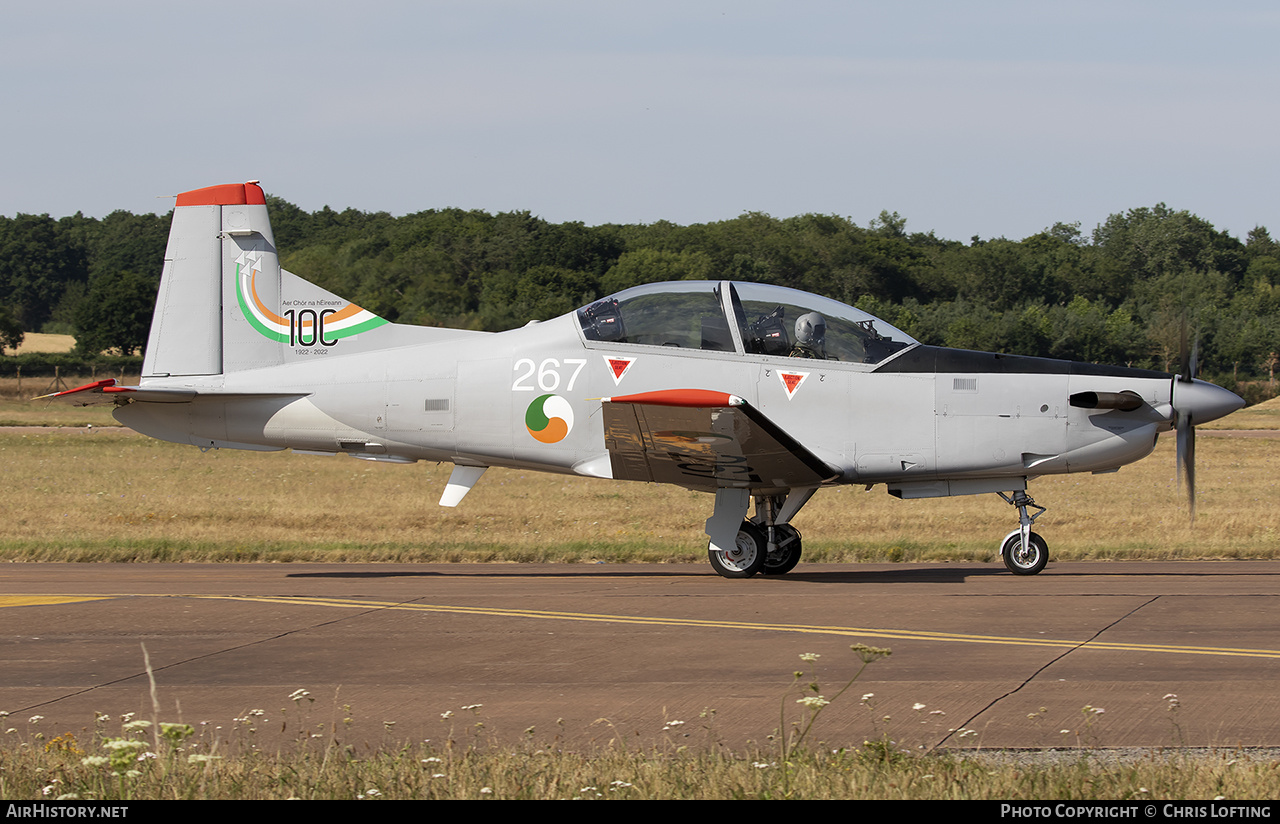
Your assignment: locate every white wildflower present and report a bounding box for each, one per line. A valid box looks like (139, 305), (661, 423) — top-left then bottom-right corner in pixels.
(104, 739), (146, 752)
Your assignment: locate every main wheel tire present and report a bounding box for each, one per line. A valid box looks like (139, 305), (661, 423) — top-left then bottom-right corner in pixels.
(1000, 530), (1048, 575)
(761, 524), (802, 576)
(708, 521), (767, 578)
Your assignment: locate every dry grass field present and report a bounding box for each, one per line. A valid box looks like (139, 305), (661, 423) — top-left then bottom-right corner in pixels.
(2, 332), (76, 355)
(2, 419), (1275, 563)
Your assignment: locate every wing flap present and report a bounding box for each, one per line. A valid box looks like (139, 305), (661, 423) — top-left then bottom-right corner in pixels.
(602, 389), (837, 493)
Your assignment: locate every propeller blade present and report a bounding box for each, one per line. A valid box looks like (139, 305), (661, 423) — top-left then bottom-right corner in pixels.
(1175, 409), (1196, 522)
(1170, 342), (1241, 525)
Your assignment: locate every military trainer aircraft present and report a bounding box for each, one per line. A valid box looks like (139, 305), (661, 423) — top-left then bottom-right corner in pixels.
(40, 181), (1246, 578)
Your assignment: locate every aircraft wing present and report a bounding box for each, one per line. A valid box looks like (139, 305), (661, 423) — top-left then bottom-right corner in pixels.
(601, 389), (838, 493)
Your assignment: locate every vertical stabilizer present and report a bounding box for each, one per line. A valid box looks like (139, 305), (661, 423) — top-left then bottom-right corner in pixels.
(143, 181), (398, 379)
(142, 182), (280, 377)
(141, 186), (242, 376)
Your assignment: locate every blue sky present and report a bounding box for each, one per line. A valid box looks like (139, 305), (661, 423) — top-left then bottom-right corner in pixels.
(3, 1), (1277, 242)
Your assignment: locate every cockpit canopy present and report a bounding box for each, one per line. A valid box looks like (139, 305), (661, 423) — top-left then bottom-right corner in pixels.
(577, 281), (916, 365)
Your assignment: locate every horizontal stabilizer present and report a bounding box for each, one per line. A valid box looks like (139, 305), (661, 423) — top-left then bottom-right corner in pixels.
(34, 379), (195, 406)
(33, 378), (302, 407)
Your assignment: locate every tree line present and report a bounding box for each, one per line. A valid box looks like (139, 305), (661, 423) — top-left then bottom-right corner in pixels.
(3, 197), (1279, 393)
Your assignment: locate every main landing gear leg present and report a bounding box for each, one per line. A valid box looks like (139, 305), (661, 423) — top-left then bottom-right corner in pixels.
(706, 487), (816, 579)
(996, 490), (1048, 575)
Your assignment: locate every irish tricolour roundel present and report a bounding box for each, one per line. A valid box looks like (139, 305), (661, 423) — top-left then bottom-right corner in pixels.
(525, 394), (574, 443)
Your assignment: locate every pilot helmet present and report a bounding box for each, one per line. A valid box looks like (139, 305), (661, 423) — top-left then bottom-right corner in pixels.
(795, 312), (826, 349)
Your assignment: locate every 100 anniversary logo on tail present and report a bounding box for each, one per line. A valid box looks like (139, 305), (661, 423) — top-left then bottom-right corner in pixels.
(235, 248), (387, 346)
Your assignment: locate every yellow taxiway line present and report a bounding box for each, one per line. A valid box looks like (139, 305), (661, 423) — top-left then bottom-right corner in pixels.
(8, 592), (1276, 660)
(0, 595), (116, 608)
(187, 594), (1280, 660)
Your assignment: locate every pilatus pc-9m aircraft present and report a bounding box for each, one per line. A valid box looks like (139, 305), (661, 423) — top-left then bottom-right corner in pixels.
(42, 182), (1245, 578)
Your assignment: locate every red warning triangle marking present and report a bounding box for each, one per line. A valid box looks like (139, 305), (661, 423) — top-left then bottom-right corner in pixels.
(604, 355), (636, 385)
(779, 370), (808, 399)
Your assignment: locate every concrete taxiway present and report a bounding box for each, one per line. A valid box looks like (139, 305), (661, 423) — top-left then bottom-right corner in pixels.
(3, 561), (1279, 752)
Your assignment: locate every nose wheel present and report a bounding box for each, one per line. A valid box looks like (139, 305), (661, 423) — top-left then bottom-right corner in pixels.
(1000, 529), (1048, 575)
(996, 490), (1049, 575)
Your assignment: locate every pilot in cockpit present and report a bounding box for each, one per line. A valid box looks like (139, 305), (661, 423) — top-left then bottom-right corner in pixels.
(790, 312), (826, 359)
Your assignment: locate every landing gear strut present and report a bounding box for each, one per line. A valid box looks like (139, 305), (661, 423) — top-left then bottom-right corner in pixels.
(755, 494), (803, 576)
(706, 488), (815, 579)
(996, 490), (1048, 575)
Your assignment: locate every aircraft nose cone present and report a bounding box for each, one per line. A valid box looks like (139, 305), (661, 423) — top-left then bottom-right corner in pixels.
(1173, 378), (1245, 425)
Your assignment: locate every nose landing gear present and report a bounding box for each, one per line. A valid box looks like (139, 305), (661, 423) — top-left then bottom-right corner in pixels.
(996, 490), (1048, 575)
